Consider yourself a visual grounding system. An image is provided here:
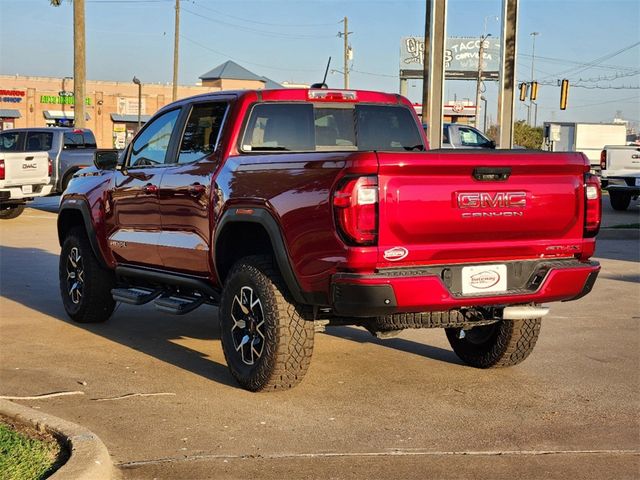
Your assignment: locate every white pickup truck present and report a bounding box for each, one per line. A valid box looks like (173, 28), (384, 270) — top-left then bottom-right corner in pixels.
(600, 145), (640, 211)
(0, 149), (52, 219)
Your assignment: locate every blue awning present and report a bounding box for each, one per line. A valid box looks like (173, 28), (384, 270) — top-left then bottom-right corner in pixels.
(0, 109), (21, 118)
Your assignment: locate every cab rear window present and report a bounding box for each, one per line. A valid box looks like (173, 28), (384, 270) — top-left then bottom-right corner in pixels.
(241, 103), (424, 153)
(63, 131), (97, 149)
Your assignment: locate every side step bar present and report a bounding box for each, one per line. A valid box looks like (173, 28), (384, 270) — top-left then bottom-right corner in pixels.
(111, 287), (163, 306)
(154, 295), (206, 315)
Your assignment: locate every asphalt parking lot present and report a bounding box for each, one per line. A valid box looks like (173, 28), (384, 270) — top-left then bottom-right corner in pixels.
(0, 197), (638, 479)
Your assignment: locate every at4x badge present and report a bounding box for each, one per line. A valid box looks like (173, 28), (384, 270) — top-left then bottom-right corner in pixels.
(383, 246), (408, 261)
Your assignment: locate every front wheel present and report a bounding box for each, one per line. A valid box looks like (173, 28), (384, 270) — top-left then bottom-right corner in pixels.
(0, 204), (25, 219)
(59, 227), (116, 323)
(445, 318), (541, 368)
(609, 191), (631, 211)
(219, 255), (314, 392)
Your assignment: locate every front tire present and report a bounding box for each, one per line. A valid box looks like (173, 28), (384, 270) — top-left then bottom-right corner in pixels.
(609, 191), (631, 211)
(445, 318), (541, 368)
(219, 255), (314, 392)
(0, 204), (25, 219)
(59, 227), (116, 323)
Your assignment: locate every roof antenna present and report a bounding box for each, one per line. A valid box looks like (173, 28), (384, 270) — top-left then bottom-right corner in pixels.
(311, 57), (331, 89)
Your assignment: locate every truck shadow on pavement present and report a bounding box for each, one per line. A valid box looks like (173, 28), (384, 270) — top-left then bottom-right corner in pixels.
(325, 326), (463, 366)
(1, 244), (465, 389)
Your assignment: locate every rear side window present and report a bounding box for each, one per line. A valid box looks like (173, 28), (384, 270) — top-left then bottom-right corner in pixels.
(242, 103), (314, 151)
(178, 102), (228, 164)
(25, 132), (53, 151)
(241, 103), (423, 153)
(0, 131), (24, 152)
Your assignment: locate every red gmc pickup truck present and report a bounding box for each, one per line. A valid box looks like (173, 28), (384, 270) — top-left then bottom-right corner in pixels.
(57, 88), (601, 391)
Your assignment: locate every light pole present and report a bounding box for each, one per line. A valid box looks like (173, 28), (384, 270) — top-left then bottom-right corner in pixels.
(481, 95), (488, 132)
(474, 33), (491, 128)
(529, 31), (540, 125)
(132, 76), (142, 131)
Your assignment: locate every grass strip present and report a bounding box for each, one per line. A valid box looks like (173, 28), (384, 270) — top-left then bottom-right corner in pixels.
(0, 420), (62, 480)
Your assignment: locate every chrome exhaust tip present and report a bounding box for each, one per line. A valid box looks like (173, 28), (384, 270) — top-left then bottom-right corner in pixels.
(502, 305), (549, 320)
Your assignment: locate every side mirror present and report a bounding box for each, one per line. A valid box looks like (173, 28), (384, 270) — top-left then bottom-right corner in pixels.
(94, 149), (120, 170)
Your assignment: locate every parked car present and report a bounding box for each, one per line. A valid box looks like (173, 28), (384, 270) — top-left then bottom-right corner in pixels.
(58, 88), (601, 392)
(600, 145), (640, 210)
(423, 123), (496, 149)
(0, 127), (97, 194)
(0, 130), (53, 218)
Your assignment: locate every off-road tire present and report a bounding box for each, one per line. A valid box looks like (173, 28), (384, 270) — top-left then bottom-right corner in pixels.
(445, 318), (541, 368)
(219, 255), (314, 392)
(0, 204), (25, 219)
(609, 191), (631, 211)
(59, 227), (116, 323)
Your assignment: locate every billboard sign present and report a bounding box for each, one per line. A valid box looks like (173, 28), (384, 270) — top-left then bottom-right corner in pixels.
(400, 36), (501, 80)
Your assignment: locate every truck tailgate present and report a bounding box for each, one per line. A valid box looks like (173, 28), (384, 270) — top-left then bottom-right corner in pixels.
(377, 151), (589, 266)
(1, 152), (50, 186)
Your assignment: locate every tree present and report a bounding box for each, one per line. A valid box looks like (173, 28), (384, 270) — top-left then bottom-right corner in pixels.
(486, 121), (544, 150)
(50, 0), (86, 129)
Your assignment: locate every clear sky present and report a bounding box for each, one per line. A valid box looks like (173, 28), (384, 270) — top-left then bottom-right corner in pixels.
(1, 0), (639, 127)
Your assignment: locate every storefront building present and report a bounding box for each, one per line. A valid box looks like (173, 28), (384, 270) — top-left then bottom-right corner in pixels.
(0, 61), (280, 148)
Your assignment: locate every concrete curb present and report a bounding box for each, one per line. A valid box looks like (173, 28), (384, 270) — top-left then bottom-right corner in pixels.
(598, 228), (640, 240)
(0, 399), (112, 480)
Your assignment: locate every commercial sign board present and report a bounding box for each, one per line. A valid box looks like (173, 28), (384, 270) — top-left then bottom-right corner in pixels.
(40, 95), (92, 106)
(400, 37), (501, 80)
(0, 89), (25, 103)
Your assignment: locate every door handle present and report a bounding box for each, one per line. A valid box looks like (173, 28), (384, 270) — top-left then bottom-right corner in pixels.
(188, 183), (206, 196)
(143, 184), (158, 194)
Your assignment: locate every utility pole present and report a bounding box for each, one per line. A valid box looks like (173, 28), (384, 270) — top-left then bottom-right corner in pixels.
(172, 0), (180, 101)
(338, 17), (352, 89)
(496, 0), (519, 149)
(528, 31), (539, 125)
(474, 34), (490, 128)
(73, 0), (86, 128)
(422, 0), (447, 148)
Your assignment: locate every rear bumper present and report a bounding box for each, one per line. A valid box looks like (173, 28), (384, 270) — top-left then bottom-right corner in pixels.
(331, 260), (600, 317)
(0, 184), (53, 202)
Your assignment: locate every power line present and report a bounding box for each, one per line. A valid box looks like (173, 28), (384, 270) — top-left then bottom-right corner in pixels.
(193, 1), (339, 28)
(539, 41), (640, 80)
(183, 8), (335, 40)
(181, 35), (319, 73)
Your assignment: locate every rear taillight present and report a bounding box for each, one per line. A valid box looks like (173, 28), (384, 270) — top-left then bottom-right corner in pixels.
(584, 173), (601, 238)
(48, 158), (53, 177)
(0, 160), (5, 180)
(600, 150), (606, 171)
(333, 176), (378, 245)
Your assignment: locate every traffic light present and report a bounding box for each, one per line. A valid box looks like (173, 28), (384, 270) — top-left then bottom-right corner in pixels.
(530, 81), (538, 101)
(560, 79), (569, 110)
(519, 82), (528, 102)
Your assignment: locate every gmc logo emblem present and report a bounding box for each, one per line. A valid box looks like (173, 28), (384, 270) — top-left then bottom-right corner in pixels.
(457, 192), (527, 209)
(22, 162), (38, 169)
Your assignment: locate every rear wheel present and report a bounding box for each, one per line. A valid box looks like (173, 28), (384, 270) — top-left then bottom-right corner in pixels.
(0, 204), (25, 219)
(445, 318), (541, 368)
(59, 227), (116, 323)
(219, 255), (314, 392)
(609, 191), (631, 211)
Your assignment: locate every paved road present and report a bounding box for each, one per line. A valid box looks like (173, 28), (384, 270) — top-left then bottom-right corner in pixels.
(0, 205), (638, 479)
